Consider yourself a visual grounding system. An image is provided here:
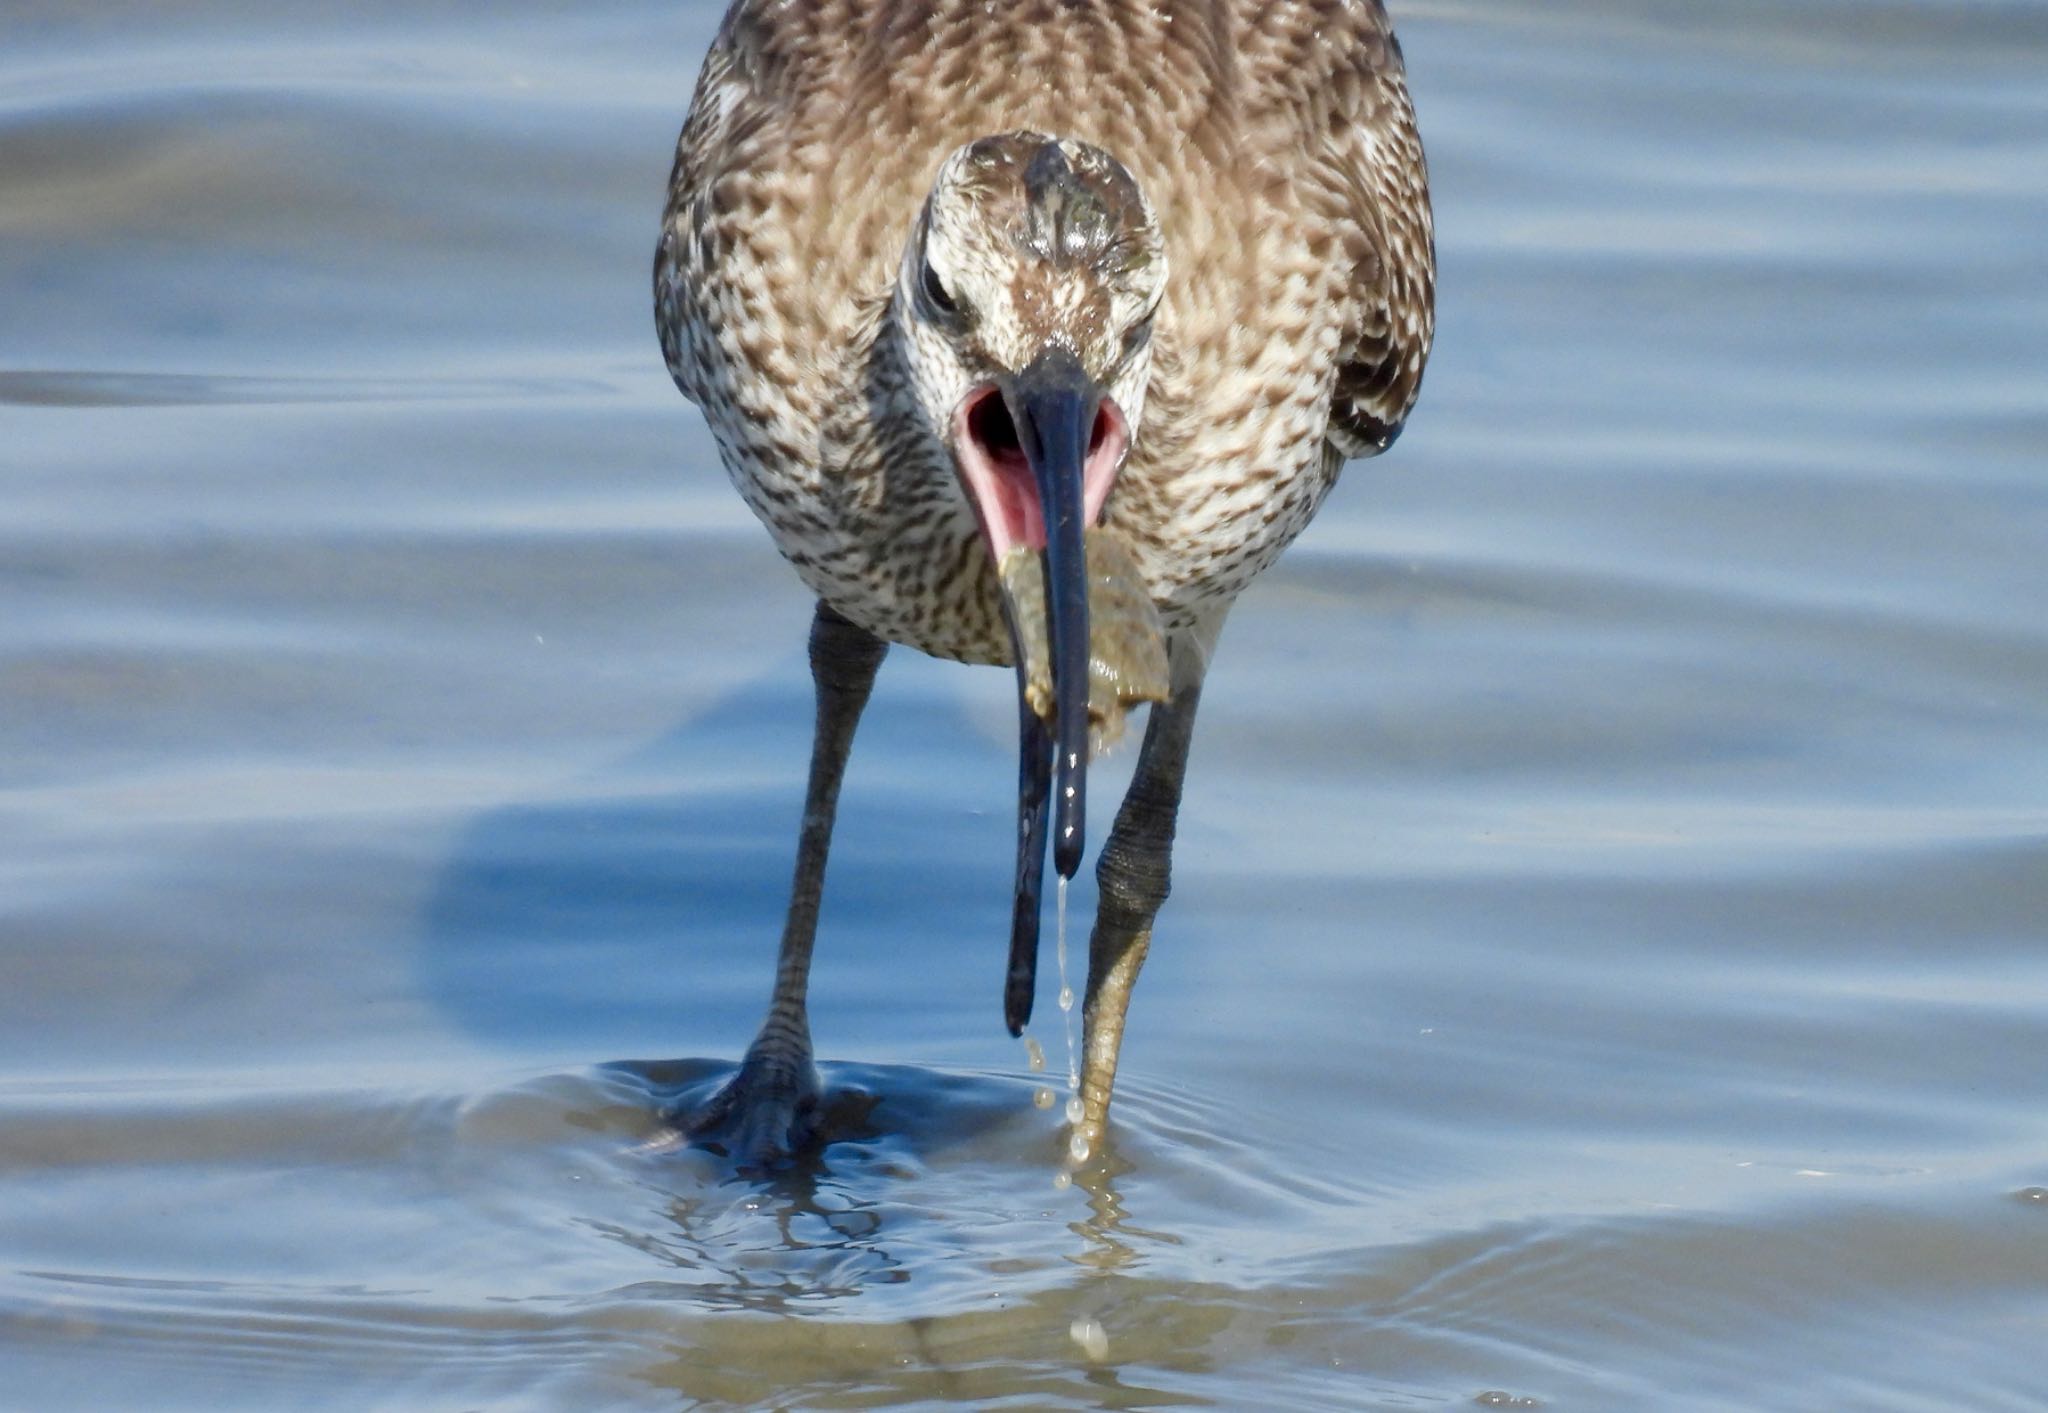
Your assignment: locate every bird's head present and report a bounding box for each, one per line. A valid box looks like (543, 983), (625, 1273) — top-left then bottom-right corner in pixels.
(894, 131), (1166, 893)
(897, 131), (1165, 563)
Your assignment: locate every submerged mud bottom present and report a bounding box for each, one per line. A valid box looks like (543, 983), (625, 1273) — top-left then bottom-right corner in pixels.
(1000, 526), (1171, 752)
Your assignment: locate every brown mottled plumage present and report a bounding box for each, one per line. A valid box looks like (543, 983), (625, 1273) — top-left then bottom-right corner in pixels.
(654, 0), (1434, 1161)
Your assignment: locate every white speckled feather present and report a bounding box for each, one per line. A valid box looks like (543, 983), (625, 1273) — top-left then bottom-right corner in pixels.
(655, 0), (1435, 664)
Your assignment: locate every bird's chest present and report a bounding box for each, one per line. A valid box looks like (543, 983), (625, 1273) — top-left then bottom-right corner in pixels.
(707, 359), (1010, 665)
(1103, 351), (1343, 622)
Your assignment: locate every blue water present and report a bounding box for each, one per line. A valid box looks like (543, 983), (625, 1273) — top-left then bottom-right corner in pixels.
(3, 1), (2046, 1408)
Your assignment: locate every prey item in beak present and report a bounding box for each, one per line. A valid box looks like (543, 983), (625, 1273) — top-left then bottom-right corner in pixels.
(954, 348), (1165, 1035)
(1002, 529), (1170, 754)
(997, 527), (1169, 1034)
(994, 345), (1094, 1037)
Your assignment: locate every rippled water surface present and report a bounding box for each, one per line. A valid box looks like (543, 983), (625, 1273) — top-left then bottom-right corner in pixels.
(5, 1), (2047, 1408)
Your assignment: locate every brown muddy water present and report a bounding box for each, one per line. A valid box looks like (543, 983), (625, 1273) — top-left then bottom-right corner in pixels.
(4, 1), (2047, 1408)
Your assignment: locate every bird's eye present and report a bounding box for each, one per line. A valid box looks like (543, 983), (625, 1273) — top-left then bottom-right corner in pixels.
(921, 259), (958, 315)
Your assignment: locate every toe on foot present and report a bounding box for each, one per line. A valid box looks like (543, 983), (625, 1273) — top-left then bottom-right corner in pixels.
(675, 1053), (822, 1165)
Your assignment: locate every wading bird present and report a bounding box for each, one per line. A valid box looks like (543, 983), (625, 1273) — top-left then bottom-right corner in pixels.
(655, 0), (1433, 1160)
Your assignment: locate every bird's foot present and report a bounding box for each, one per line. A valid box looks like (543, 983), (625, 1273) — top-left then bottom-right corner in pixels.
(674, 1036), (821, 1164)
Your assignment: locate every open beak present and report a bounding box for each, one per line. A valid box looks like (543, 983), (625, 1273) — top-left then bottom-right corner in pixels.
(952, 347), (1126, 1035)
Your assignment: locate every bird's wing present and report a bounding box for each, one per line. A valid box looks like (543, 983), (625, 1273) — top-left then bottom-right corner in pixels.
(1313, 6), (1437, 458)
(654, 6), (788, 409)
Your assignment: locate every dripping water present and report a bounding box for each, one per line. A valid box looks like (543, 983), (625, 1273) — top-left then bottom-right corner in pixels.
(1056, 875), (1079, 1100)
(1057, 876), (1091, 1165)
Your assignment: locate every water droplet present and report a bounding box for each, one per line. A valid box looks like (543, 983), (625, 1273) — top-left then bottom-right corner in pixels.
(1064, 1095), (1084, 1126)
(1023, 1036), (1046, 1072)
(1052, 1170), (1071, 1191)
(1033, 1087), (1055, 1110)
(1055, 875), (1078, 1093)
(1069, 1316), (1110, 1362)
(1068, 1133), (1091, 1164)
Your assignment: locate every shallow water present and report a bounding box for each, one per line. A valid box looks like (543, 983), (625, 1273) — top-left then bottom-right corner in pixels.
(4, 1), (2046, 1408)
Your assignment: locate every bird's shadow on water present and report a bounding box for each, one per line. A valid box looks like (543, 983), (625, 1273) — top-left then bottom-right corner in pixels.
(417, 647), (1122, 1235)
(416, 645), (1197, 1325)
(417, 645), (1015, 1062)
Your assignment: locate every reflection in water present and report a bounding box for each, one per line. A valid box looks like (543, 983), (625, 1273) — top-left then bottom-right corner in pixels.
(595, 1063), (906, 1312)
(597, 1062), (1196, 1298)
(602, 1078), (1219, 1407)
(592, 1061), (1080, 1298)
(3, 1049), (2045, 1409)
(1066, 1144), (1181, 1278)
(571, 1060), (1220, 1397)
(590, 1185), (902, 1314)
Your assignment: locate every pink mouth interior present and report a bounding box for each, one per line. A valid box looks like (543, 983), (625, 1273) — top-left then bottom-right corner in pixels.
(952, 385), (1128, 561)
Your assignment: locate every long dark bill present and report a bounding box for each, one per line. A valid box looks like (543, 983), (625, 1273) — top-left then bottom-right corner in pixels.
(1000, 345), (1100, 1036)
(1004, 702), (1051, 1035)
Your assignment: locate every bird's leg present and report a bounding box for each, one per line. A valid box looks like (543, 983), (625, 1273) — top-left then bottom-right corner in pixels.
(1073, 623), (1216, 1157)
(683, 600), (887, 1160)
